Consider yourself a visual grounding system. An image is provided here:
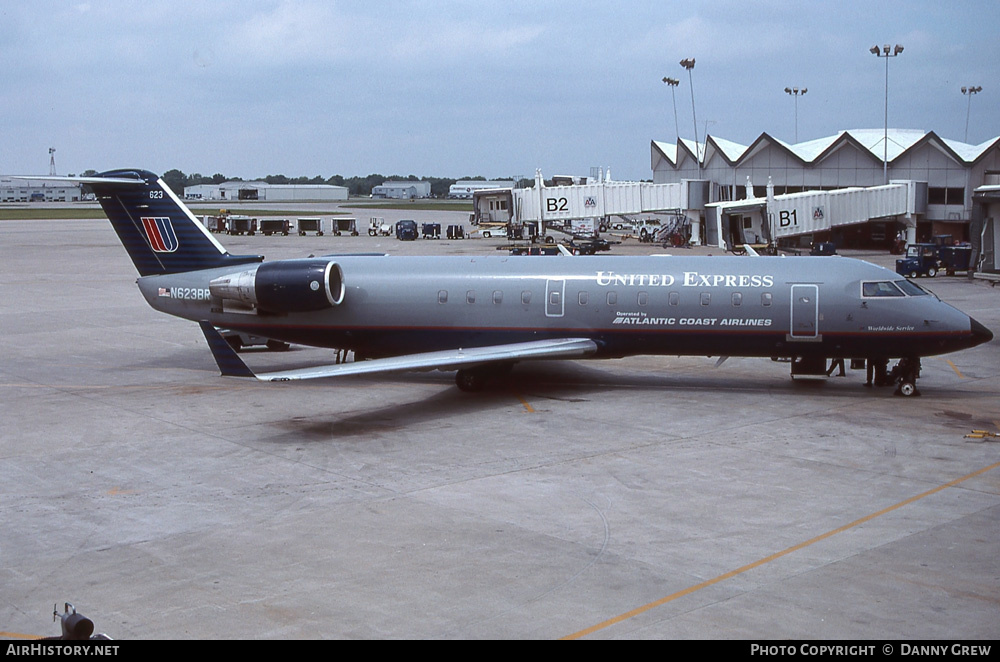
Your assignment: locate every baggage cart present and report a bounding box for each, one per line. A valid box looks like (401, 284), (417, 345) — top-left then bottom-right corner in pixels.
(297, 218), (325, 236)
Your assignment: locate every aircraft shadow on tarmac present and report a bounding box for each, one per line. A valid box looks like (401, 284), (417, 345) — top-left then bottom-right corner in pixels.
(248, 357), (922, 443)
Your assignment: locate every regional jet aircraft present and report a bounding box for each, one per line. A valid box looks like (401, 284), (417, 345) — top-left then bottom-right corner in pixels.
(49, 170), (993, 395)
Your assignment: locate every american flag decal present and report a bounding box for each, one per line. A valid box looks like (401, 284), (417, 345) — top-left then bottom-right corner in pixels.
(141, 217), (179, 253)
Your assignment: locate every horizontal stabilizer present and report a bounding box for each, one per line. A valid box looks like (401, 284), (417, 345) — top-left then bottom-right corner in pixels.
(198, 322), (598, 382)
(11, 174), (146, 186)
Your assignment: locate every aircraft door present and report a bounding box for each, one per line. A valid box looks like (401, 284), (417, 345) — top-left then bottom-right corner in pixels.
(789, 284), (819, 339)
(545, 279), (565, 317)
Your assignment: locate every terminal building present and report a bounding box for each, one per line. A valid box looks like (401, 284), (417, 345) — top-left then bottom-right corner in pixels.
(651, 128), (1000, 244)
(183, 181), (348, 201)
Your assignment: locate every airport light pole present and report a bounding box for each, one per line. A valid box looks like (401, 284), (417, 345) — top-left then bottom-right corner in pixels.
(680, 58), (700, 177)
(784, 87), (807, 143)
(662, 77), (680, 142)
(961, 85), (982, 142)
(870, 43), (903, 184)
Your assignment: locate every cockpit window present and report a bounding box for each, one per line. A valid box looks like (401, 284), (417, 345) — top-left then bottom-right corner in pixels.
(862, 281), (905, 297)
(895, 279), (930, 296)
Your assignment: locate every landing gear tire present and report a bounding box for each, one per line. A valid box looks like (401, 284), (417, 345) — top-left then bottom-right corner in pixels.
(455, 369), (486, 392)
(890, 357), (922, 397)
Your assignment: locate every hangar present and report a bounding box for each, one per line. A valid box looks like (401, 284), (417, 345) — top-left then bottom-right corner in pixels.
(0, 176), (82, 202)
(449, 180), (514, 199)
(652, 129), (1000, 243)
(372, 180), (432, 199)
(184, 180), (348, 201)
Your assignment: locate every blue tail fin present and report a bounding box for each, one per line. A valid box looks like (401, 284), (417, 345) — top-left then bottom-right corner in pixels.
(87, 169), (262, 276)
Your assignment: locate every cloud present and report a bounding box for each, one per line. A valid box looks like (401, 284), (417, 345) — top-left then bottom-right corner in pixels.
(217, 0), (544, 70)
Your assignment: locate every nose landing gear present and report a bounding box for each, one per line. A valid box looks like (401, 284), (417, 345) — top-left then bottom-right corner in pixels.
(889, 357), (921, 397)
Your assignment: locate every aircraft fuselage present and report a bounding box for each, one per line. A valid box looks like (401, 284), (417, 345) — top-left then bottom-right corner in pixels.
(137, 254), (985, 362)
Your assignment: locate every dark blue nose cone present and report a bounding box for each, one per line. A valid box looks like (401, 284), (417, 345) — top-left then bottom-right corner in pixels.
(971, 318), (993, 346)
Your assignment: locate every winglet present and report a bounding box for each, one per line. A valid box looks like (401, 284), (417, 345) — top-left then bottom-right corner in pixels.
(198, 321), (257, 378)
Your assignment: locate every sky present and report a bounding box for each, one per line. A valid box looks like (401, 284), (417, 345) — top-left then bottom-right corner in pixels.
(2, 0), (998, 182)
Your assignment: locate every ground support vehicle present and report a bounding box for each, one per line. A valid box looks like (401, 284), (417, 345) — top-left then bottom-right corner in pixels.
(478, 222), (507, 239)
(227, 215), (256, 235)
(396, 220), (418, 241)
(296, 218), (325, 236)
(447, 225), (465, 239)
(479, 226), (507, 239)
(565, 237), (616, 255)
(258, 219), (290, 236)
(635, 219), (663, 243)
(659, 215), (692, 248)
(332, 218), (359, 236)
(810, 241), (837, 256)
(369, 217), (392, 236)
(938, 244), (972, 275)
(422, 223), (441, 239)
(508, 245), (560, 256)
(896, 243), (942, 278)
(205, 216), (228, 233)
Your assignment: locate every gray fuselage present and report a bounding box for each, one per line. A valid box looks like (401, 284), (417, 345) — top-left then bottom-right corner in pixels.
(136, 254), (984, 362)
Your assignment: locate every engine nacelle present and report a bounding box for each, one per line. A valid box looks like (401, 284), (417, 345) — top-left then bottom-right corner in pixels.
(209, 259), (345, 313)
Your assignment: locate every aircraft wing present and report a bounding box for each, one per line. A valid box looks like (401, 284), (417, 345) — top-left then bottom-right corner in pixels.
(198, 321), (598, 382)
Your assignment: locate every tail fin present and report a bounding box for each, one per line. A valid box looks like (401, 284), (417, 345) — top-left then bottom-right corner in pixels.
(85, 169), (262, 276)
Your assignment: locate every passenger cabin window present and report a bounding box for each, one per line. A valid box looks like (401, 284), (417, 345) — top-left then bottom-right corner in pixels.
(638, 292), (648, 306)
(578, 291), (589, 306)
(862, 281), (905, 297)
(493, 290), (503, 304)
(669, 291), (679, 306)
(607, 292), (617, 305)
(732, 292), (742, 306)
(521, 291), (531, 305)
(466, 290), (476, 304)
(437, 290), (448, 304)
(700, 292), (711, 306)
(762, 293), (772, 307)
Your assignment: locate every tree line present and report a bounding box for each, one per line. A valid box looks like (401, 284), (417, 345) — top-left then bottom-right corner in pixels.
(154, 169), (532, 198)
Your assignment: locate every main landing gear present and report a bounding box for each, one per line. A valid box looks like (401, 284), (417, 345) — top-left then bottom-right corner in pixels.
(455, 363), (514, 392)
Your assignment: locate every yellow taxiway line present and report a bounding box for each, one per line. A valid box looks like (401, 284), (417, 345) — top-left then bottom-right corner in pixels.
(564, 460), (1000, 639)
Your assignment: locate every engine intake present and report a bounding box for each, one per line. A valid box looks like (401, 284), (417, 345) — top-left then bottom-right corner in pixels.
(210, 259), (345, 313)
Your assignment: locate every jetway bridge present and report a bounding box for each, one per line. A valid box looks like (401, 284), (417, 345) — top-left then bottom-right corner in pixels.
(473, 170), (927, 249)
(706, 180), (926, 250)
(473, 170), (709, 240)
